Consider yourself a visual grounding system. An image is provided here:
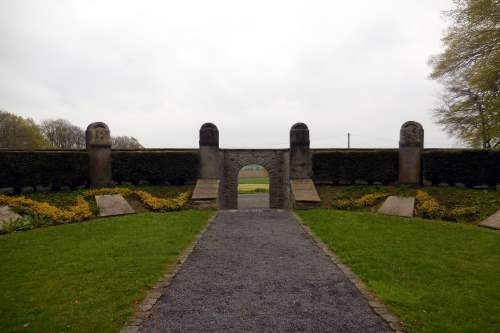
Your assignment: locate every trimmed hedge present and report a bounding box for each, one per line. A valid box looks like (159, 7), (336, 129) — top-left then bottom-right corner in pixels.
(112, 150), (199, 185)
(0, 150), (89, 192)
(312, 150), (398, 184)
(423, 150), (500, 186)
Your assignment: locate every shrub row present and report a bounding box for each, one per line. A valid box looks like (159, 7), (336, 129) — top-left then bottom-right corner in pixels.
(312, 150), (399, 184)
(423, 150), (500, 186)
(0, 150), (89, 192)
(112, 150), (199, 185)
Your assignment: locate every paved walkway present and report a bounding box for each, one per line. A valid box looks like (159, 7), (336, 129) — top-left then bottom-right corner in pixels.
(140, 210), (391, 333)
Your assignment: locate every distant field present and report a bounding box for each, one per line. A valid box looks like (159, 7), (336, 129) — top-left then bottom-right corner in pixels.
(238, 177), (269, 194)
(238, 177), (269, 184)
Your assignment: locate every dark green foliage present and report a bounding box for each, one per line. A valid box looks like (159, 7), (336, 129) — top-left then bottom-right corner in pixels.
(0, 150), (89, 192)
(312, 150), (398, 184)
(423, 149), (500, 186)
(112, 150), (199, 185)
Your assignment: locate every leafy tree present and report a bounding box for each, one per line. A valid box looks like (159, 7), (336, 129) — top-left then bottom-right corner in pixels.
(40, 119), (86, 149)
(429, 0), (499, 148)
(111, 136), (144, 149)
(0, 110), (50, 149)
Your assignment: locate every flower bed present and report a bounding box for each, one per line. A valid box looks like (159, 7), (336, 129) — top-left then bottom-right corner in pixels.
(0, 187), (191, 233)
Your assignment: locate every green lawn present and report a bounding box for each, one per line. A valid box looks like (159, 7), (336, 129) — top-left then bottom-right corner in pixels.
(297, 209), (500, 333)
(0, 210), (212, 333)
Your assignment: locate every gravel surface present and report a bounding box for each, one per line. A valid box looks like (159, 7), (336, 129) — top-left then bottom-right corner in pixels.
(141, 210), (391, 333)
(237, 193), (269, 209)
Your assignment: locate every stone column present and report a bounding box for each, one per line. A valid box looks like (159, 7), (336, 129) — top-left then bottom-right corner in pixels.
(399, 121), (424, 185)
(86, 122), (112, 188)
(199, 123), (220, 179)
(290, 122), (311, 179)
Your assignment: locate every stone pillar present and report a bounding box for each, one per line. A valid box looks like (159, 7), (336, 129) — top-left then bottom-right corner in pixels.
(290, 122), (311, 179)
(199, 123), (220, 179)
(399, 121), (424, 185)
(86, 122), (112, 188)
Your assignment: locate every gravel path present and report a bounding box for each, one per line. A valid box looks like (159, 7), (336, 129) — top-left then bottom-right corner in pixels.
(237, 193), (269, 209)
(141, 210), (391, 333)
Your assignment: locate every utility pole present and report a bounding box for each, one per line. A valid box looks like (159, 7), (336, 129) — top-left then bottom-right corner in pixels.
(347, 132), (351, 149)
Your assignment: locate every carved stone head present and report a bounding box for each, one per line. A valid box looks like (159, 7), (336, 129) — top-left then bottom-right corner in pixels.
(199, 123), (219, 147)
(290, 122), (310, 147)
(399, 121), (424, 147)
(86, 122), (111, 147)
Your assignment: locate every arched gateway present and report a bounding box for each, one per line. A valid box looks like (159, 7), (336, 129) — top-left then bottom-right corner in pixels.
(192, 123), (320, 209)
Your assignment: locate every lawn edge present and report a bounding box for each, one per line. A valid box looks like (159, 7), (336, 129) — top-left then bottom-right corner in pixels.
(119, 211), (218, 333)
(292, 211), (406, 333)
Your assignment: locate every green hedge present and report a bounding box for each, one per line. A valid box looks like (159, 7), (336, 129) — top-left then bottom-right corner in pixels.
(112, 150), (199, 185)
(423, 150), (500, 186)
(312, 150), (398, 184)
(0, 150), (89, 192)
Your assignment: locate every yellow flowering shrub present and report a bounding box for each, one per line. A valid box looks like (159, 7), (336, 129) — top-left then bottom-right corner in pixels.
(333, 199), (354, 210)
(82, 188), (190, 211)
(446, 207), (479, 221)
(0, 187), (190, 228)
(416, 190), (445, 219)
(355, 193), (391, 207)
(333, 192), (390, 210)
(0, 194), (92, 224)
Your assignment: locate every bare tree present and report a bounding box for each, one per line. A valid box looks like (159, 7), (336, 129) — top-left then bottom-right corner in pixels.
(40, 119), (85, 149)
(111, 136), (144, 149)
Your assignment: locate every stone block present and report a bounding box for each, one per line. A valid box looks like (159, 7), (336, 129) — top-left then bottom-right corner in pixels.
(95, 194), (135, 217)
(378, 196), (415, 217)
(192, 179), (219, 200)
(0, 206), (22, 232)
(479, 210), (500, 230)
(290, 179), (320, 203)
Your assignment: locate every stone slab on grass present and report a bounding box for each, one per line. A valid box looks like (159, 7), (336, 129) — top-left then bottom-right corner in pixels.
(378, 196), (415, 217)
(479, 210), (500, 230)
(95, 194), (135, 217)
(192, 179), (219, 200)
(290, 179), (320, 203)
(0, 206), (22, 231)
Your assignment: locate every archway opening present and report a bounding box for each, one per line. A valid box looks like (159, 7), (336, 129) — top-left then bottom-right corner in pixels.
(237, 164), (269, 209)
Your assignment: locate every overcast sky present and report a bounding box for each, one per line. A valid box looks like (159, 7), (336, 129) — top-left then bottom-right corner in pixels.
(0, 0), (457, 148)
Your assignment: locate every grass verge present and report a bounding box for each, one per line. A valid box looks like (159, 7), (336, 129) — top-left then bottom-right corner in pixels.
(297, 209), (500, 332)
(0, 210), (212, 333)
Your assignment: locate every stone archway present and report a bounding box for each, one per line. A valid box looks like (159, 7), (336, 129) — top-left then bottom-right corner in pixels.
(220, 150), (290, 209)
(195, 122), (317, 210)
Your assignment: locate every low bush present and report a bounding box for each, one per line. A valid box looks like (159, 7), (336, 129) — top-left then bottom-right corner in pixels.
(83, 188), (190, 211)
(312, 150), (398, 184)
(416, 190), (445, 219)
(446, 207), (479, 222)
(112, 151), (199, 185)
(0, 194), (93, 225)
(423, 149), (500, 187)
(0, 188), (191, 232)
(333, 192), (390, 210)
(0, 150), (88, 192)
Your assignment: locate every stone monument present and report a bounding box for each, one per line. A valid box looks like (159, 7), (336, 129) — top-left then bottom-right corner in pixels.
(399, 121), (424, 185)
(199, 123), (220, 179)
(86, 122), (112, 188)
(290, 123), (311, 179)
